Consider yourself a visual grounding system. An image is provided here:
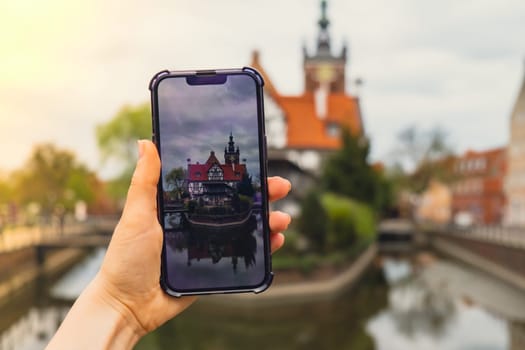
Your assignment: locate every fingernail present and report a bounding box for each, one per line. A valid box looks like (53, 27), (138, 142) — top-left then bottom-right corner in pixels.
(285, 213), (292, 227)
(137, 140), (146, 158)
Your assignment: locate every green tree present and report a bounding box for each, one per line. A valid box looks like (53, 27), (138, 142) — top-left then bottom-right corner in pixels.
(395, 126), (451, 169)
(12, 144), (99, 216)
(389, 125), (456, 193)
(0, 174), (12, 204)
(408, 155), (457, 193)
(322, 129), (389, 212)
(165, 167), (186, 200)
(298, 190), (328, 251)
(96, 103), (151, 199)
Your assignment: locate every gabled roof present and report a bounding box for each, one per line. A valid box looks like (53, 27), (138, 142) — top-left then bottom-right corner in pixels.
(250, 51), (362, 150)
(326, 93), (363, 134)
(205, 151), (220, 165)
(278, 94), (339, 149)
(250, 51), (280, 101)
(187, 151), (246, 182)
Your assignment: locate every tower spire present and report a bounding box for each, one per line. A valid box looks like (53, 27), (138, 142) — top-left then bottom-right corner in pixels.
(224, 132), (240, 165)
(303, 0), (348, 94)
(319, 0), (329, 30)
(317, 0), (331, 55)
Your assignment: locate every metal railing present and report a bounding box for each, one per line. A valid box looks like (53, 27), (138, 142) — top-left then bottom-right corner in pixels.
(441, 224), (525, 249)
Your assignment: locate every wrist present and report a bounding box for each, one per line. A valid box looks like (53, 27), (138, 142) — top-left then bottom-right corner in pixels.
(86, 274), (146, 347)
(46, 275), (143, 350)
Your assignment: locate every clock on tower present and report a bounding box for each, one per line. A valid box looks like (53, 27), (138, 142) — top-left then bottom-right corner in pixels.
(303, 0), (347, 94)
(316, 63), (336, 84)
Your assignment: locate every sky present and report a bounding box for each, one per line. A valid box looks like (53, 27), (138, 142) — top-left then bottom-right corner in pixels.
(1, 0), (525, 178)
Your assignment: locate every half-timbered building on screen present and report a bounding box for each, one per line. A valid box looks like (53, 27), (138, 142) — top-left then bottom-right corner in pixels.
(187, 134), (247, 206)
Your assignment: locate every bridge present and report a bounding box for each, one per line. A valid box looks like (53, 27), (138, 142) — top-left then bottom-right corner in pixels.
(0, 216), (118, 266)
(35, 233), (112, 265)
(35, 216), (118, 265)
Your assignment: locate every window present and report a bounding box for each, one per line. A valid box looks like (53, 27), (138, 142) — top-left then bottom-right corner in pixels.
(326, 122), (340, 137)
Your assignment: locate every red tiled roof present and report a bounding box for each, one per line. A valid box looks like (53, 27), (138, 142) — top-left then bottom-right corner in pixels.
(327, 93), (362, 134)
(187, 152), (246, 182)
(205, 152), (220, 165)
(276, 93), (362, 149)
(278, 94), (339, 149)
(250, 51), (362, 150)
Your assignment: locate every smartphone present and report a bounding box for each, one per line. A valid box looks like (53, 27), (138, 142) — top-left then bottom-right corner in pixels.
(149, 67), (272, 296)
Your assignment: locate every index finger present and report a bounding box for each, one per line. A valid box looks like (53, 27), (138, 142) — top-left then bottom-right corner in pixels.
(268, 176), (291, 202)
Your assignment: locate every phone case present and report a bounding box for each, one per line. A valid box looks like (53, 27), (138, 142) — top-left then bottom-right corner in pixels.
(149, 67), (273, 297)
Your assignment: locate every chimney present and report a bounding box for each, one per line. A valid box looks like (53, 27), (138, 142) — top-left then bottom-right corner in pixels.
(314, 83), (329, 119)
(251, 50), (260, 66)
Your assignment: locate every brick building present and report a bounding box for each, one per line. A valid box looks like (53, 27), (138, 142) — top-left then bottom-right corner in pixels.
(451, 148), (507, 225)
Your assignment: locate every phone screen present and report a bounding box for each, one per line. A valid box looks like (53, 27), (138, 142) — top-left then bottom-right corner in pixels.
(154, 72), (270, 294)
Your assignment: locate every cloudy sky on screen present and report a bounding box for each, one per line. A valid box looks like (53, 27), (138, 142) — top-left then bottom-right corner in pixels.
(157, 74), (261, 182)
(0, 0), (524, 177)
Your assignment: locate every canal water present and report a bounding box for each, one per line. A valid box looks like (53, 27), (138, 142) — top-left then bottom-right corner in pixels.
(1, 248), (524, 350)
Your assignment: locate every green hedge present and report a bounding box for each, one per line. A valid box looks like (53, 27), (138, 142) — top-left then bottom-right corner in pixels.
(298, 191), (376, 252)
(321, 192), (376, 248)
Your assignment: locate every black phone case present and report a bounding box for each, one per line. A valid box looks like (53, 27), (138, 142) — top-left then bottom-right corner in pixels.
(149, 67), (273, 297)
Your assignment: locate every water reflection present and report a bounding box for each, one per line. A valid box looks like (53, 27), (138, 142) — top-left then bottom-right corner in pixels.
(50, 248), (106, 300)
(368, 258), (509, 350)
(382, 259), (456, 339)
(136, 270), (388, 350)
(1, 250), (525, 349)
(0, 307), (69, 350)
(165, 213), (258, 272)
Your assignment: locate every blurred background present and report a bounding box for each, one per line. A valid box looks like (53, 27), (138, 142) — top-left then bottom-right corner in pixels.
(1, 0), (525, 349)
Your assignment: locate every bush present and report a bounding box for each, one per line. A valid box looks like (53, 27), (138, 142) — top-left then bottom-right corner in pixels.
(321, 193), (376, 250)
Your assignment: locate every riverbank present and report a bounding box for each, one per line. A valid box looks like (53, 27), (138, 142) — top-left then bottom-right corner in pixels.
(0, 241), (378, 308)
(0, 247), (87, 306)
(202, 243), (378, 306)
(427, 232), (525, 292)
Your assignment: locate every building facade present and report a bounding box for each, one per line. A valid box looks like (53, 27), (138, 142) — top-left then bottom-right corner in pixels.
(252, 0), (364, 216)
(187, 134), (247, 206)
(417, 180), (452, 224)
(504, 67), (525, 226)
(451, 148), (507, 225)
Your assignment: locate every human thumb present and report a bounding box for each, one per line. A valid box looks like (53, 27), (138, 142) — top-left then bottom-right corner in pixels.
(121, 140), (161, 221)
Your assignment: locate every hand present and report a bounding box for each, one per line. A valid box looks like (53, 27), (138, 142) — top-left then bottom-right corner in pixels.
(98, 139), (291, 333)
(47, 140), (291, 349)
